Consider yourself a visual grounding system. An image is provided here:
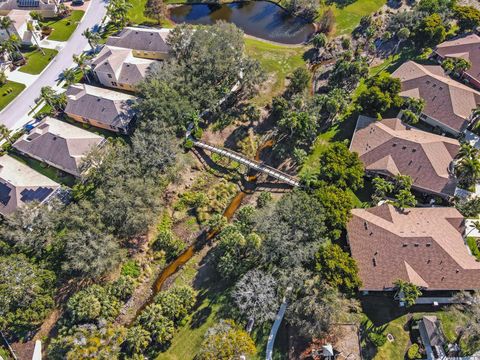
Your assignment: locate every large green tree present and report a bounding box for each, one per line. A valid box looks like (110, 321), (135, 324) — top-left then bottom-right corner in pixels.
(315, 244), (362, 296)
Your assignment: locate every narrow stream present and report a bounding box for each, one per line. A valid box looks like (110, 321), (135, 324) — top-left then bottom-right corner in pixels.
(131, 139), (274, 322)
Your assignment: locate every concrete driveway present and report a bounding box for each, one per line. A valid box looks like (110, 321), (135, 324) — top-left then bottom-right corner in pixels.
(0, 0), (108, 130)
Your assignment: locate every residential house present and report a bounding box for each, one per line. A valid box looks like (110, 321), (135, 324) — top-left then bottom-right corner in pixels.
(91, 45), (156, 92)
(106, 27), (170, 60)
(13, 117), (105, 177)
(433, 34), (480, 89)
(418, 316), (447, 360)
(65, 83), (136, 134)
(392, 61), (480, 136)
(350, 116), (460, 199)
(0, 10), (41, 45)
(347, 204), (480, 296)
(0, 0), (57, 17)
(0, 154), (60, 216)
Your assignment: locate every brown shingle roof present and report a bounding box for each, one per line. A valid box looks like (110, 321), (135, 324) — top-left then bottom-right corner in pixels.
(392, 61), (480, 132)
(13, 117), (105, 177)
(350, 116), (460, 197)
(347, 204), (480, 291)
(0, 155), (59, 216)
(92, 45), (156, 87)
(106, 27), (170, 54)
(435, 34), (480, 86)
(65, 84), (135, 131)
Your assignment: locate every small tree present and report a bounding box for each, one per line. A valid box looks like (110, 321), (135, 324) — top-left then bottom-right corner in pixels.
(144, 0), (167, 25)
(394, 279), (422, 307)
(288, 67), (311, 95)
(197, 319), (256, 360)
(312, 33), (327, 48)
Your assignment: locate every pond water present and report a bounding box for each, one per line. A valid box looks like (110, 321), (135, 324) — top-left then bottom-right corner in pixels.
(169, 1), (315, 44)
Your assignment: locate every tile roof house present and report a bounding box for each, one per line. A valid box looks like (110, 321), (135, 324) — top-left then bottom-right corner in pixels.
(350, 116), (460, 198)
(106, 27), (170, 60)
(433, 34), (480, 90)
(13, 117), (105, 177)
(0, 155), (60, 216)
(347, 204), (480, 292)
(65, 84), (136, 134)
(91, 45), (156, 92)
(392, 61), (480, 135)
(0, 10), (41, 45)
(0, 0), (57, 17)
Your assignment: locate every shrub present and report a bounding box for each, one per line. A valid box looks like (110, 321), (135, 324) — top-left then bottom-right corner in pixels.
(121, 260), (141, 278)
(152, 229), (185, 262)
(154, 286), (197, 325)
(368, 332), (387, 347)
(66, 285), (121, 324)
(256, 192), (272, 208)
(184, 138), (194, 149)
(108, 275), (136, 301)
(407, 343), (421, 359)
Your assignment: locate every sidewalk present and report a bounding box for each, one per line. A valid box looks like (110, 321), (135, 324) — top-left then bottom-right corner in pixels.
(7, 70), (38, 86)
(38, 38), (66, 50)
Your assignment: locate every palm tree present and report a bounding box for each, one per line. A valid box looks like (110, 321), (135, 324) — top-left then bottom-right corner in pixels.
(61, 68), (76, 86)
(27, 21), (44, 55)
(82, 28), (101, 51)
(73, 53), (91, 83)
(456, 155), (480, 188)
(106, 0), (132, 28)
(0, 17), (24, 61)
(0, 124), (11, 144)
(459, 142), (478, 159)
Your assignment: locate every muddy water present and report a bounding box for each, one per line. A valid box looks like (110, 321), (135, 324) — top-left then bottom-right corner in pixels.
(132, 139), (273, 322)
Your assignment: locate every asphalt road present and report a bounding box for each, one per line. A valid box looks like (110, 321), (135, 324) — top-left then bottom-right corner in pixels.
(0, 0), (108, 130)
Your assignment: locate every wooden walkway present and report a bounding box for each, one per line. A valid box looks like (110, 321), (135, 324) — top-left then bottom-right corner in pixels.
(192, 140), (300, 187)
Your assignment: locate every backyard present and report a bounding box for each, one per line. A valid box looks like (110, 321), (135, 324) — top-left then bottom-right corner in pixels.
(244, 38), (306, 106)
(127, 0), (173, 27)
(19, 47), (58, 75)
(0, 81), (25, 111)
(42, 10), (85, 41)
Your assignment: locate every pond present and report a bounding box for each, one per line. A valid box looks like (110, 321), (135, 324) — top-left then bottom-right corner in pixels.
(169, 1), (315, 45)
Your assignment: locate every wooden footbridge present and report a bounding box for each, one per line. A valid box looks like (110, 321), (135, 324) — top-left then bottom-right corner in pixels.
(192, 140), (300, 187)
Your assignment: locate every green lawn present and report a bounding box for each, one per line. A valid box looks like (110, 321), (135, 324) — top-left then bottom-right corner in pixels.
(19, 47), (58, 75)
(127, 0), (174, 26)
(43, 10), (84, 41)
(327, 0), (386, 36)
(9, 152), (76, 186)
(0, 81), (25, 111)
(245, 38), (307, 106)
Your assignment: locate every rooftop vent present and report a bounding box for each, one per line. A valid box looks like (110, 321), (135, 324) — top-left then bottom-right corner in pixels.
(372, 258), (377, 267)
(412, 149), (416, 152)
(414, 243), (419, 247)
(426, 243), (431, 247)
(364, 221), (368, 230)
(403, 243), (408, 247)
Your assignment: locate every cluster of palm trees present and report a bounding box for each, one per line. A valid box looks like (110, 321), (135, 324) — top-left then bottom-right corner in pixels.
(61, 28), (102, 86)
(0, 16), (24, 63)
(456, 142), (480, 189)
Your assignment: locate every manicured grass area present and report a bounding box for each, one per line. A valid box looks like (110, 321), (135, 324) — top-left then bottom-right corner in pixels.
(19, 48), (58, 75)
(245, 38), (307, 106)
(0, 81), (25, 111)
(127, 0), (174, 26)
(9, 151), (76, 186)
(326, 0), (386, 36)
(43, 10), (84, 41)
(467, 237), (480, 260)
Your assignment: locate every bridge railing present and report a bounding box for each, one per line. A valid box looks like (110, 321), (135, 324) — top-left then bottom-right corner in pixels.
(193, 140), (300, 187)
